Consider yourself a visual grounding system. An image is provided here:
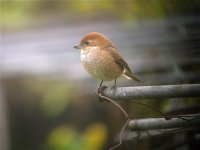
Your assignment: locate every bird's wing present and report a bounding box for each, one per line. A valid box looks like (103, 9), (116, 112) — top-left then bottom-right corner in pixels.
(104, 46), (131, 72)
(104, 46), (141, 82)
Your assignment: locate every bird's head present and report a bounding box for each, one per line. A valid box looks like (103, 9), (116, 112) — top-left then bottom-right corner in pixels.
(74, 32), (113, 51)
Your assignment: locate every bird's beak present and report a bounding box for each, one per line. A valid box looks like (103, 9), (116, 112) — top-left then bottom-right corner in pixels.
(73, 44), (81, 49)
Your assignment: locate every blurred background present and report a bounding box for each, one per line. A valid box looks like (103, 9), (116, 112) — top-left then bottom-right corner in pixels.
(1, 0), (200, 150)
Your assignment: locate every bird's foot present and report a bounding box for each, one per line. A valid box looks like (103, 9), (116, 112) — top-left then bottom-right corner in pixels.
(111, 85), (117, 94)
(96, 86), (109, 102)
(97, 86), (105, 94)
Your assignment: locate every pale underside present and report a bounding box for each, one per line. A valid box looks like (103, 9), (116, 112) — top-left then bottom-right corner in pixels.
(80, 47), (123, 81)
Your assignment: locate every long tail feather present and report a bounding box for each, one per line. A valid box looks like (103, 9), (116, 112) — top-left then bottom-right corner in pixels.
(122, 72), (141, 82)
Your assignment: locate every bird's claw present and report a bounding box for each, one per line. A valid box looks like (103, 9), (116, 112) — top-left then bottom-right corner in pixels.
(96, 86), (109, 102)
(111, 85), (117, 94)
(97, 85), (107, 94)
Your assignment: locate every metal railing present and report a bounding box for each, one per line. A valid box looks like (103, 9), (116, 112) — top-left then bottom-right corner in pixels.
(100, 84), (200, 150)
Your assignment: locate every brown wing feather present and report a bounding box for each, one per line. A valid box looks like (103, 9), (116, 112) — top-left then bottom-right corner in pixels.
(117, 58), (141, 82)
(104, 46), (141, 82)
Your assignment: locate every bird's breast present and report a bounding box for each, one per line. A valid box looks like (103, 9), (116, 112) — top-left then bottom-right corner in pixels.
(80, 48), (123, 81)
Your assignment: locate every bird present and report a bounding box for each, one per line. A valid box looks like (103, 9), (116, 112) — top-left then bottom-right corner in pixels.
(74, 32), (141, 93)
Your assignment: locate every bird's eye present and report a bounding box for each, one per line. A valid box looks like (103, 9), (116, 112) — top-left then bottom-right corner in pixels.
(85, 40), (90, 45)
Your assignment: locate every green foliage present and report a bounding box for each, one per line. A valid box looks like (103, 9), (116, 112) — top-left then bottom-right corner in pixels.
(23, 76), (76, 118)
(2, 0), (199, 30)
(2, 75), (108, 150)
(41, 83), (72, 118)
(46, 123), (107, 150)
(1, 1), (33, 29)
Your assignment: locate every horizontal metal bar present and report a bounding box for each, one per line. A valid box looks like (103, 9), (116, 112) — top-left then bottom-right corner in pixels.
(129, 115), (200, 130)
(102, 84), (200, 100)
(120, 127), (198, 141)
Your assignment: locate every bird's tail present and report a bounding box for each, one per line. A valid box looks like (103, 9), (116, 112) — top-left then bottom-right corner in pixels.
(122, 71), (141, 82)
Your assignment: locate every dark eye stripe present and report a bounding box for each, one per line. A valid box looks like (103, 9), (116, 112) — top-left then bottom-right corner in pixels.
(85, 41), (90, 45)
